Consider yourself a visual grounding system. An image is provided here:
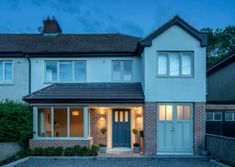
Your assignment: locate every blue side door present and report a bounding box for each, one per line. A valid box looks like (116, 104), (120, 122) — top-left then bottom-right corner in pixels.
(112, 109), (131, 147)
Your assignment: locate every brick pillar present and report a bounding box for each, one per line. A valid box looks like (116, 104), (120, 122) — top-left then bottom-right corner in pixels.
(194, 102), (206, 155)
(144, 102), (157, 155)
(90, 108), (107, 146)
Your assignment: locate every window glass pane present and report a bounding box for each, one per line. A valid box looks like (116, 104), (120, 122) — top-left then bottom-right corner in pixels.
(166, 105), (173, 120)
(54, 108), (67, 137)
(225, 112), (233, 121)
(70, 108), (84, 137)
(206, 112), (213, 121)
(115, 111), (118, 122)
(177, 105), (183, 120)
(120, 111), (123, 122)
(159, 105), (165, 120)
(125, 111), (128, 122)
(182, 54), (192, 75)
(112, 62), (121, 81)
(59, 62), (72, 82)
(123, 61), (132, 81)
(184, 105), (191, 120)
(158, 54), (167, 75)
(0, 61), (3, 81)
(46, 62), (57, 81)
(4, 61), (12, 81)
(169, 53), (180, 76)
(75, 61), (86, 81)
(214, 112), (222, 121)
(37, 108), (52, 137)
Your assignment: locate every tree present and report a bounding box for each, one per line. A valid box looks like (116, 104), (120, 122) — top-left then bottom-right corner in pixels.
(201, 26), (235, 67)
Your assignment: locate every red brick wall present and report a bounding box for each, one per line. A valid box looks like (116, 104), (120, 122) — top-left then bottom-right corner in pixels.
(143, 102), (157, 155)
(194, 102), (206, 155)
(89, 108), (107, 146)
(29, 138), (93, 149)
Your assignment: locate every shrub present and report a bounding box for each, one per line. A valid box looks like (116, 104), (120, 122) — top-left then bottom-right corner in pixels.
(0, 100), (33, 147)
(32, 147), (44, 156)
(64, 147), (75, 156)
(44, 147), (63, 156)
(17, 148), (32, 156)
(74, 145), (82, 156)
(81, 146), (89, 156)
(90, 145), (98, 156)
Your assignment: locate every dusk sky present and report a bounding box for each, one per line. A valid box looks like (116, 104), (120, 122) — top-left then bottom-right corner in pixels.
(0, 0), (234, 37)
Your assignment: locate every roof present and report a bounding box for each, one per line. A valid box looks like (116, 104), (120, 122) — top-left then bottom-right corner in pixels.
(207, 50), (235, 75)
(140, 16), (208, 48)
(23, 83), (144, 104)
(0, 33), (140, 56)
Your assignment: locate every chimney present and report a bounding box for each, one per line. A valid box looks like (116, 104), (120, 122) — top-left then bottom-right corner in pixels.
(42, 16), (62, 35)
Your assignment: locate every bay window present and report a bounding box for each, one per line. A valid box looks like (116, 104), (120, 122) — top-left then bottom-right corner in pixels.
(157, 52), (193, 77)
(0, 60), (13, 82)
(45, 61), (86, 82)
(36, 107), (86, 138)
(112, 60), (132, 81)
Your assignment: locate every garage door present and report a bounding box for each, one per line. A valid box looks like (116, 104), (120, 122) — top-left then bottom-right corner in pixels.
(157, 104), (193, 154)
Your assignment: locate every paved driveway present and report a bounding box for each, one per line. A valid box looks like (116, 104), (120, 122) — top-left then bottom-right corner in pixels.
(12, 158), (216, 167)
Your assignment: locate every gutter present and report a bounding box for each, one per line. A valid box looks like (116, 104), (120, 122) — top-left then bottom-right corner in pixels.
(26, 54), (31, 94)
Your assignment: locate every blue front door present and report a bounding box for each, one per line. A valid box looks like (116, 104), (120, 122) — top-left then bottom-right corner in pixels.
(112, 109), (131, 147)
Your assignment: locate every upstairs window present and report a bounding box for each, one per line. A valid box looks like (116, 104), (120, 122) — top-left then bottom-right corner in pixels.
(157, 52), (193, 77)
(0, 60), (13, 82)
(112, 61), (132, 81)
(45, 61), (86, 82)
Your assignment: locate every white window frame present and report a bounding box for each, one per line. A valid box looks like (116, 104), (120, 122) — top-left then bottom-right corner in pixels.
(111, 60), (133, 82)
(34, 106), (89, 140)
(225, 112), (235, 121)
(0, 60), (13, 83)
(157, 51), (194, 77)
(44, 60), (87, 83)
(206, 112), (222, 121)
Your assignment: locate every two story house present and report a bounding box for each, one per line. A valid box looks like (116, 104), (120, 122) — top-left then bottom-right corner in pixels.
(0, 16), (207, 155)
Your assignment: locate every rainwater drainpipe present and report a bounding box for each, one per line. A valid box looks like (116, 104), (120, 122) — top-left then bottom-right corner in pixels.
(26, 54), (31, 94)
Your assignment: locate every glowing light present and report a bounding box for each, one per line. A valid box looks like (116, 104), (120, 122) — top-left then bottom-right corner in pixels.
(72, 111), (79, 116)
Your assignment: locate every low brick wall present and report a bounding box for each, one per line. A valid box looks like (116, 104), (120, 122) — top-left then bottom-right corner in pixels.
(207, 134), (235, 166)
(0, 142), (22, 162)
(29, 139), (93, 149)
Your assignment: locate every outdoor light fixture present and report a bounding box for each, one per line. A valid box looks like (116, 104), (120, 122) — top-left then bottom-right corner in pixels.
(72, 111), (79, 116)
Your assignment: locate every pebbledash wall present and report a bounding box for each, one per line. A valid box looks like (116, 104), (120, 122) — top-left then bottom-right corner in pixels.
(143, 102), (205, 155)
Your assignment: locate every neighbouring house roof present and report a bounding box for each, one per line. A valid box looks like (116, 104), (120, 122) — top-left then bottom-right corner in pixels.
(140, 15), (208, 48)
(207, 50), (235, 75)
(23, 83), (144, 104)
(0, 33), (141, 57)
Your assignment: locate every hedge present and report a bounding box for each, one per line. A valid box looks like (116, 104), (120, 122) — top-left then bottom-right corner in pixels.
(0, 100), (33, 147)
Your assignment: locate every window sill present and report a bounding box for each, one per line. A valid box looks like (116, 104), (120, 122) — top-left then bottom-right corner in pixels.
(0, 82), (14, 85)
(44, 81), (87, 84)
(156, 75), (194, 78)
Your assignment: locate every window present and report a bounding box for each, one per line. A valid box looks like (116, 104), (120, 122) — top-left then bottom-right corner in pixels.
(112, 61), (132, 81)
(177, 105), (191, 120)
(70, 108), (84, 137)
(157, 52), (193, 77)
(0, 60), (13, 82)
(159, 104), (173, 120)
(37, 108), (52, 137)
(225, 112), (235, 121)
(206, 112), (222, 121)
(37, 107), (85, 138)
(45, 61), (86, 82)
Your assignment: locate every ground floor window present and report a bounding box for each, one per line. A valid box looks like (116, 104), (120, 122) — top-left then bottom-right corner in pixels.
(36, 107), (85, 138)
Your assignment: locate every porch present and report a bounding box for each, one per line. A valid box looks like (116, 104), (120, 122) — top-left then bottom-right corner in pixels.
(23, 83), (144, 152)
